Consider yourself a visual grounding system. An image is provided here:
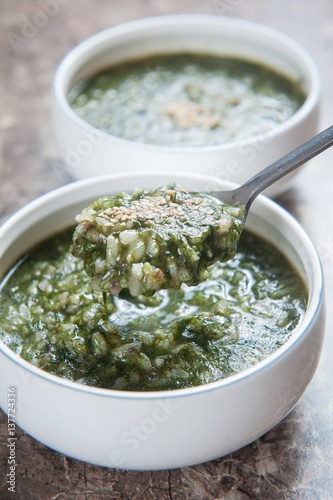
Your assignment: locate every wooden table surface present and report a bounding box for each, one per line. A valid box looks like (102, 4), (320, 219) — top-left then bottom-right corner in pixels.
(1, 1), (333, 498)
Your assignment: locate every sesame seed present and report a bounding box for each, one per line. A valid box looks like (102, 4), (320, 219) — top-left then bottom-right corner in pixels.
(89, 187), (218, 228)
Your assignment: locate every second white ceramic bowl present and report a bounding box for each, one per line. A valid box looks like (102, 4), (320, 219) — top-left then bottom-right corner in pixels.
(52, 15), (321, 196)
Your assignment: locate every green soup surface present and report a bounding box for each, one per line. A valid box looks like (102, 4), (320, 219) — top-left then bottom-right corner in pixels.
(69, 53), (306, 147)
(0, 228), (307, 391)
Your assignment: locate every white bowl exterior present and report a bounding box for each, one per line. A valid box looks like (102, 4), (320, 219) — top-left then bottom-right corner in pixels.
(0, 172), (325, 470)
(52, 15), (321, 197)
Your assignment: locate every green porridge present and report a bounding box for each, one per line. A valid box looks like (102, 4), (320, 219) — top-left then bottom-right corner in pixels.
(68, 53), (306, 147)
(72, 185), (244, 297)
(0, 228), (307, 391)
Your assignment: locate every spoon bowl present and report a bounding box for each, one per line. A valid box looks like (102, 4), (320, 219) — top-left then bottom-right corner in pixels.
(71, 126), (333, 297)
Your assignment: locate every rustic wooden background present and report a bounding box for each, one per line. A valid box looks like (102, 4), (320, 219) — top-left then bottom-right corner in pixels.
(1, 1), (333, 498)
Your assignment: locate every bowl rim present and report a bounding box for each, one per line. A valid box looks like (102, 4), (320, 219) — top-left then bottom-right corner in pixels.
(0, 171), (325, 400)
(52, 14), (321, 154)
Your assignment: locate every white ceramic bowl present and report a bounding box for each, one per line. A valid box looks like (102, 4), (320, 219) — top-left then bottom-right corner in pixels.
(0, 172), (325, 470)
(52, 15), (321, 197)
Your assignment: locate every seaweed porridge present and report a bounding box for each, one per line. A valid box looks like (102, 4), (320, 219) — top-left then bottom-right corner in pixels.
(68, 53), (306, 147)
(0, 186), (307, 391)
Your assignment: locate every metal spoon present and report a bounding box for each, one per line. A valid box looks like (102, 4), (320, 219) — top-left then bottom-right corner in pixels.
(212, 125), (333, 220)
(73, 126), (333, 296)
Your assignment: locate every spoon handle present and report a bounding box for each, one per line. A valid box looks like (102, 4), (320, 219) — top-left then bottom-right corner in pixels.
(236, 125), (333, 208)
